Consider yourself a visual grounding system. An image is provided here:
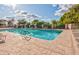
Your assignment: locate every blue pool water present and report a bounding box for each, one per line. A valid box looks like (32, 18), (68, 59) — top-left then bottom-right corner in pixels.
(0, 28), (62, 40)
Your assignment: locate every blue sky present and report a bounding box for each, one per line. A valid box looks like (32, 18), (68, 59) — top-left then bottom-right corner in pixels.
(0, 4), (72, 22)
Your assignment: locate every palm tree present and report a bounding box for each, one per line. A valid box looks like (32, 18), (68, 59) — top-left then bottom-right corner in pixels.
(32, 20), (39, 28)
(37, 21), (45, 28)
(51, 20), (57, 29)
(18, 19), (27, 28)
(43, 22), (51, 29)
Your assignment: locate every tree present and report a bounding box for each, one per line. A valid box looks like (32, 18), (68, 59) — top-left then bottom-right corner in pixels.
(37, 21), (45, 28)
(32, 20), (51, 28)
(51, 20), (57, 28)
(60, 4), (79, 24)
(18, 19), (27, 28)
(18, 19), (27, 24)
(32, 20), (39, 25)
(43, 22), (51, 29)
(32, 20), (39, 28)
(8, 19), (15, 27)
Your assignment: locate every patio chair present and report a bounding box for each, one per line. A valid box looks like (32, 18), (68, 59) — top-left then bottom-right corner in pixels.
(0, 33), (6, 43)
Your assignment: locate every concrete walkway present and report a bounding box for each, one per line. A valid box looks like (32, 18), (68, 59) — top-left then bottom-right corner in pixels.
(0, 30), (75, 55)
(72, 29), (79, 54)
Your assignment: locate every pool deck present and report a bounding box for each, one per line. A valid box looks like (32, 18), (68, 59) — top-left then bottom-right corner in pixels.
(0, 29), (77, 55)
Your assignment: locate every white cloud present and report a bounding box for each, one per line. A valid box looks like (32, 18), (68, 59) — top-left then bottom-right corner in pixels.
(4, 4), (16, 10)
(14, 10), (20, 13)
(54, 4), (73, 16)
(14, 9), (41, 21)
(15, 10), (25, 16)
(40, 18), (52, 22)
(1, 5), (41, 21)
(52, 4), (57, 7)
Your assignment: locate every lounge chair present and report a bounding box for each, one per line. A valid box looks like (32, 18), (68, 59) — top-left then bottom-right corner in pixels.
(0, 33), (6, 43)
(22, 34), (32, 41)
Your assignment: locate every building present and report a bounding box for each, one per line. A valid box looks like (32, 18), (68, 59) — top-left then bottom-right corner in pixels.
(0, 18), (17, 28)
(0, 19), (8, 28)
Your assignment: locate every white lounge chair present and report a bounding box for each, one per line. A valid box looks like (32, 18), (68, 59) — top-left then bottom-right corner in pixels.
(0, 33), (6, 43)
(22, 34), (32, 41)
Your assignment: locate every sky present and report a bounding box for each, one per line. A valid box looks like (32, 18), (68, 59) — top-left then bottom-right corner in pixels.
(0, 4), (73, 22)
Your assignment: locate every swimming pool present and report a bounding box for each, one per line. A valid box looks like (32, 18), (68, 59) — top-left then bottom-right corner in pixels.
(0, 28), (62, 40)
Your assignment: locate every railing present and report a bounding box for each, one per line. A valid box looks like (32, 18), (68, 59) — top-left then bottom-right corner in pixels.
(71, 23), (79, 29)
